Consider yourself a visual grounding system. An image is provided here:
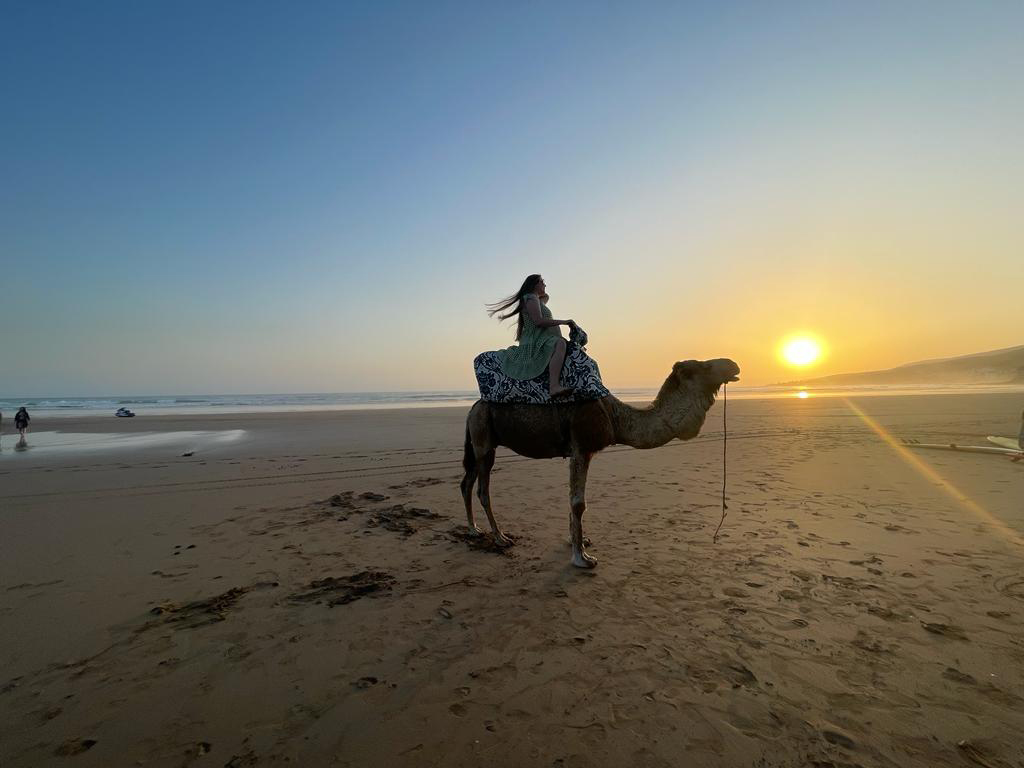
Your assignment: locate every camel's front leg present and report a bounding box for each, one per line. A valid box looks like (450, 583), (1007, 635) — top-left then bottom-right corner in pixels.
(477, 450), (512, 547)
(569, 452), (596, 568)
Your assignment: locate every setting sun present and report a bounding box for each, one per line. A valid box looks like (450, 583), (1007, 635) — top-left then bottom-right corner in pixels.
(780, 337), (824, 367)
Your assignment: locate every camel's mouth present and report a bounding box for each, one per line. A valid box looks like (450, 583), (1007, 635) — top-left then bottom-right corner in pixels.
(706, 359), (740, 386)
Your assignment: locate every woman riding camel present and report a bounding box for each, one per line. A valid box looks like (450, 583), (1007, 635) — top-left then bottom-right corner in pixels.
(487, 275), (577, 398)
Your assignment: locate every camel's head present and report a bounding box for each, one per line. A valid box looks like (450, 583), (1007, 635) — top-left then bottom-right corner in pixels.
(672, 358), (740, 393)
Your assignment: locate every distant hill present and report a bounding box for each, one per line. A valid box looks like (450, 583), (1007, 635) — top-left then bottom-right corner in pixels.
(781, 344), (1024, 386)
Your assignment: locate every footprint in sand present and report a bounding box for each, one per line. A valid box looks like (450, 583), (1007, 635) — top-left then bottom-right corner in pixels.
(5, 579), (63, 591)
(993, 575), (1024, 601)
(821, 727), (856, 749)
(957, 739), (1007, 768)
(921, 622), (968, 641)
(823, 574), (880, 591)
(867, 604), (905, 622)
(943, 667), (977, 685)
(151, 570), (188, 579)
(721, 662), (758, 689)
(54, 739), (97, 756)
(979, 683), (1024, 708)
(224, 749), (259, 767)
(884, 524), (917, 534)
(467, 662), (517, 685)
(31, 705), (62, 724)
(852, 630), (894, 654)
(179, 742), (212, 760)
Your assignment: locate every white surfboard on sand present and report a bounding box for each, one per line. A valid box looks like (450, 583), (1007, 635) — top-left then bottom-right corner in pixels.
(987, 436), (1023, 452)
(901, 438), (1022, 456)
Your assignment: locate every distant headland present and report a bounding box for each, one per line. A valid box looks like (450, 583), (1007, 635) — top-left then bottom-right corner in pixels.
(781, 344), (1024, 386)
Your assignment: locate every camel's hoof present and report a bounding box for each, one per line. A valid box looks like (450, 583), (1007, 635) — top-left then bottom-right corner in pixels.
(466, 524), (484, 536)
(566, 536), (592, 547)
(494, 533), (514, 548)
(571, 551), (598, 569)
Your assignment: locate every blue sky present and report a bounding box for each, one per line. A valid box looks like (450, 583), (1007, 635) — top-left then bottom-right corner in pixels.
(3, 1), (1022, 394)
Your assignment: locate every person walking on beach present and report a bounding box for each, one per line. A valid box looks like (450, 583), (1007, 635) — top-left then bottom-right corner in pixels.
(487, 275), (577, 398)
(14, 407), (30, 438)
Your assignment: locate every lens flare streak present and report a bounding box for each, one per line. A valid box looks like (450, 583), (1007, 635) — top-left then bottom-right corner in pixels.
(843, 399), (1022, 546)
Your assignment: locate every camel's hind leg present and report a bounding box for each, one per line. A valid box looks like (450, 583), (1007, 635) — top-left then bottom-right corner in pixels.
(476, 449), (512, 547)
(569, 452), (596, 568)
(460, 474), (481, 532)
(460, 427), (482, 533)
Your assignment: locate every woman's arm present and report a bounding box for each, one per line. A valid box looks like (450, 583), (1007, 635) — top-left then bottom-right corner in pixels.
(524, 296), (572, 329)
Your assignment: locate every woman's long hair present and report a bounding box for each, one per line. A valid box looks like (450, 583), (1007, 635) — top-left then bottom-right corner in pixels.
(487, 274), (541, 341)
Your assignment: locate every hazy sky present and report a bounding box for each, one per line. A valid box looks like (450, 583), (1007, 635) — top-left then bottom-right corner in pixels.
(2, 1), (1022, 395)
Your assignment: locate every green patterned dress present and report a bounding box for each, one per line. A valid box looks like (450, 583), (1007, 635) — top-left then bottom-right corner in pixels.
(497, 293), (563, 380)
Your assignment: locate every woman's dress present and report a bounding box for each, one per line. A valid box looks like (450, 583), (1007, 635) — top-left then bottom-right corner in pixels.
(495, 293), (561, 380)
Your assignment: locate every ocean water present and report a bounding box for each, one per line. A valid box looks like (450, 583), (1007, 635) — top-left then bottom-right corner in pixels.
(0, 391), (485, 416)
(2, 384), (1023, 419)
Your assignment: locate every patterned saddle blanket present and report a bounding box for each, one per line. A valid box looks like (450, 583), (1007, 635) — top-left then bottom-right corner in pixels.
(474, 343), (610, 404)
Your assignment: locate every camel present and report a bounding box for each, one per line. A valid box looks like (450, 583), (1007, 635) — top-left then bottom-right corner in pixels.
(461, 358), (740, 568)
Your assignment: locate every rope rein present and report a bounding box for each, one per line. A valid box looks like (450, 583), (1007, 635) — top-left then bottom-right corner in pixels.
(713, 382), (728, 543)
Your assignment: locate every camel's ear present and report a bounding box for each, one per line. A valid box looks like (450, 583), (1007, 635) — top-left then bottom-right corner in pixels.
(673, 360), (700, 380)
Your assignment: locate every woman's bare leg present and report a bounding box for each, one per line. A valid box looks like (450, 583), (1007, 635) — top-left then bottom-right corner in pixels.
(549, 338), (572, 398)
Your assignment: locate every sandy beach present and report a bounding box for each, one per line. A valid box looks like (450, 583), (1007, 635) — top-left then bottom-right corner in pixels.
(2, 393), (1023, 767)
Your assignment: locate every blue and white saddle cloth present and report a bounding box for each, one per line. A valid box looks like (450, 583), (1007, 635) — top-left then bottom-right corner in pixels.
(474, 335), (610, 405)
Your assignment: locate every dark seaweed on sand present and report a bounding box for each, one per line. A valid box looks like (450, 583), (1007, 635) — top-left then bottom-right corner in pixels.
(289, 571), (396, 606)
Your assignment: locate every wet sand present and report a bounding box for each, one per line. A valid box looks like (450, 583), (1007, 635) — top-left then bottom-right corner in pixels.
(1, 394), (1023, 767)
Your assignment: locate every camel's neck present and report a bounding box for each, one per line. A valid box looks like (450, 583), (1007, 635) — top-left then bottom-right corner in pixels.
(606, 386), (716, 449)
